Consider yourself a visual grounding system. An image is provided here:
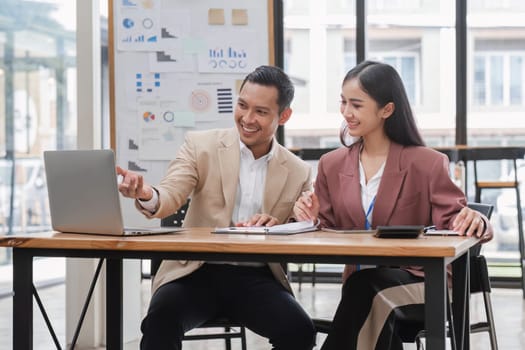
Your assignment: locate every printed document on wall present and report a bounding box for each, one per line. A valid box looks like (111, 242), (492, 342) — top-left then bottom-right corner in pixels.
(197, 31), (262, 73)
(137, 99), (192, 160)
(117, 0), (161, 51)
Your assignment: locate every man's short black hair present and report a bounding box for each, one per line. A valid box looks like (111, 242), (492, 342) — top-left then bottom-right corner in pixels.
(240, 65), (294, 114)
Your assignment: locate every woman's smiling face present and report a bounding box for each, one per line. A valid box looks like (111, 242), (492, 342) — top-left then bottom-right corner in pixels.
(340, 78), (391, 139)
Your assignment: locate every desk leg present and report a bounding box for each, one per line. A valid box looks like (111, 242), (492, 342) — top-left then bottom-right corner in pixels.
(13, 248), (33, 350)
(106, 258), (123, 350)
(452, 251), (470, 350)
(425, 259), (447, 350)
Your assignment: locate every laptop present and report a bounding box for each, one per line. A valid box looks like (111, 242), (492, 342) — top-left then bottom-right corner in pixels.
(43, 149), (183, 236)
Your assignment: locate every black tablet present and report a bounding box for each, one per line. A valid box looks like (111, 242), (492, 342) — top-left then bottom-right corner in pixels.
(374, 225), (424, 239)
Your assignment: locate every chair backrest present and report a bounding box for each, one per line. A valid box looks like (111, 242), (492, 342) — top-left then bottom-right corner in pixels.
(467, 202), (494, 219)
(466, 202), (494, 294)
(397, 202), (496, 344)
(466, 202), (494, 257)
(160, 199), (190, 227)
(470, 255), (491, 294)
(152, 198), (248, 349)
(151, 199), (190, 276)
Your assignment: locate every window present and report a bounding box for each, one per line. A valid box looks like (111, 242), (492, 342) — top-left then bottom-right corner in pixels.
(468, 0), (525, 279)
(343, 39), (420, 105)
(342, 39), (356, 75)
(283, 0), (525, 280)
(284, 1), (454, 148)
(370, 54), (419, 105)
(473, 56), (486, 105)
(283, 1), (357, 148)
(510, 56), (523, 104)
(472, 52), (525, 107)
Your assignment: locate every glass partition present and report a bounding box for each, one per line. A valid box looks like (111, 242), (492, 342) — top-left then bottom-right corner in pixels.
(284, 0), (525, 282)
(283, 0), (357, 148)
(468, 0), (525, 278)
(283, 0), (458, 149)
(0, 1), (77, 258)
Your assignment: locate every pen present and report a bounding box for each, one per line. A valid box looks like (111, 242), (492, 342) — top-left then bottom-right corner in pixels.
(300, 191), (316, 222)
(301, 190), (313, 198)
(301, 190), (315, 207)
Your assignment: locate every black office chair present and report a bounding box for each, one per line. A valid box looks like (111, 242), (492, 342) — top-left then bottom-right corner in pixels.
(312, 202), (498, 350)
(409, 202), (498, 350)
(471, 148), (525, 298)
(154, 199), (248, 350)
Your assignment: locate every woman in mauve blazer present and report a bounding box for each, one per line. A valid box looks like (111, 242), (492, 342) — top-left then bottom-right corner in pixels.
(315, 141), (466, 232)
(294, 61), (494, 350)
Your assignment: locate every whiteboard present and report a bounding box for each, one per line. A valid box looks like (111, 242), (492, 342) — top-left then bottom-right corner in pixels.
(109, 0), (275, 189)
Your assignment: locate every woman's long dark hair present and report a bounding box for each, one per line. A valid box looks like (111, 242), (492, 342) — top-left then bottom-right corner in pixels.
(339, 60), (425, 148)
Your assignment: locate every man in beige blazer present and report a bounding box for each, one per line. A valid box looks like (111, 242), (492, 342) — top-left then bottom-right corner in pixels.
(118, 66), (315, 350)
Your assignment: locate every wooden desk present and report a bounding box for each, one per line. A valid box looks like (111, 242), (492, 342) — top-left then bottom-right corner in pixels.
(0, 229), (479, 350)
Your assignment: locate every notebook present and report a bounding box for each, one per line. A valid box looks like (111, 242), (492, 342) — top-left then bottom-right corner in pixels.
(43, 149), (183, 236)
(213, 220), (319, 235)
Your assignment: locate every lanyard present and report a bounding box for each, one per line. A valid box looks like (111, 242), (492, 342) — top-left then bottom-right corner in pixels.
(365, 196), (376, 230)
(356, 195), (376, 272)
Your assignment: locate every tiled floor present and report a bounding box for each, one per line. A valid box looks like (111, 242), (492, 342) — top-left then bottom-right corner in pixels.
(0, 266), (524, 349)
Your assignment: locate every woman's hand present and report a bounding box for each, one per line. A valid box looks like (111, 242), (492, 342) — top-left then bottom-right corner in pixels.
(452, 207), (493, 242)
(293, 191), (320, 222)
